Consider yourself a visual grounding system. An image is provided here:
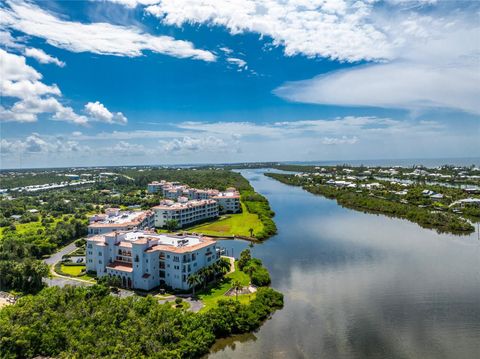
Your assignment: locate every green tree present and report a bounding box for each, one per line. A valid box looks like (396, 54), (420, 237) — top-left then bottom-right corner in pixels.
(164, 219), (179, 231)
(238, 249), (251, 270)
(187, 273), (202, 297)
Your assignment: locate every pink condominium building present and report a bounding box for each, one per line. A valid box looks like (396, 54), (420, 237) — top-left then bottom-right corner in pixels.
(86, 230), (220, 290)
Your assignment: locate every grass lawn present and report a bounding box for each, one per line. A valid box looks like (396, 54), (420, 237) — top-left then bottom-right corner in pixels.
(0, 216), (63, 239)
(188, 202), (263, 238)
(197, 262), (253, 311)
(60, 264), (85, 276)
(58, 264), (95, 282)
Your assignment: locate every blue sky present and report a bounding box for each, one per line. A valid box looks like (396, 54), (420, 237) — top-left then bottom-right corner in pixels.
(0, 0), (479, 168)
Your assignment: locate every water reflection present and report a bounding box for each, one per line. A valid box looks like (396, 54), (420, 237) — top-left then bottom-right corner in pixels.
(208, 169), (480, 359)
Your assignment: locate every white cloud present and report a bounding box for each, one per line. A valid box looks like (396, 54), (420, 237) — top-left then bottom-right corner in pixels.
(101, 0), (160, 8)
(110, 141), (153, 156)
(274, 6), (480, 115)
(0, 1), (215, 61)
(84, 101), (128, 125)
(24, 47), (65, 67)
(321, 136), (358, 145)
(276, 61), (480, 115)
(0, 133), (90, 155)
(1, 97), (88, 125)
(2, 116), (478, 168)
(0, 48), (40, 82)
(145, 0), (392, 62)
(160, 136), (229, 154)
(226, 57), (247, 70)
(219, 46), (233, 55)
(0, 49), (87, 124)
(0, 30), (24, 49)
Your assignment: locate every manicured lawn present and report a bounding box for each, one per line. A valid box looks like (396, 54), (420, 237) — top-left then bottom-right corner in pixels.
(57, 264), (95, 282)
(197, 262), (253, 311)
(60, 264), (86, 276)
(189, 202), (263, 238)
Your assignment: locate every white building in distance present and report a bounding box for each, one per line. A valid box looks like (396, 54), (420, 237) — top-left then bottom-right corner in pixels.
(147, 180), (241, 214)
(87, 208), (155, 236)
(152, 199), (218, 229)
(86, 230), (220, 290)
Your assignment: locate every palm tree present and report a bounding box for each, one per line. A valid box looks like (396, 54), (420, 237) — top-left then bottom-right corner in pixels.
(187, 274), (201, 297)
(211, 262), (221, 281)
(232, 280), (242, 300)
(203, 265), (215, 288)
(218, 258), (231, 275)
(243, 264), (255, 280)
(248, 227), (254, 237)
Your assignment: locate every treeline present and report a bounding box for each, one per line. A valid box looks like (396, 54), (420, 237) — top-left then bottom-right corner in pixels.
(0, 284), (283, 358)
(266, 173), (474, 235)
(0, 172), (72, 189)
(241, 190), (277, 240)
(118, 168), (253, 192)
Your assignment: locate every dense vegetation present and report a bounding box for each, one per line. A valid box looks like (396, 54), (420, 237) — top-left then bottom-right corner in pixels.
(240, 191), (276, 239)
(0, 238), (49, 294)
(266, 172), (476, 234)
(0, 284), (283, 358)
(238, 249), (271, 286)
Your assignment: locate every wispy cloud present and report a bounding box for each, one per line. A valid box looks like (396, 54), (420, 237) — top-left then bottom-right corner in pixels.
(0, 0), (215, 61)
(274, 5), (480, 115)
(24, 47), (65, 67)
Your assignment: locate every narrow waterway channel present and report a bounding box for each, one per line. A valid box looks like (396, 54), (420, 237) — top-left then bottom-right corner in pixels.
(208, 169), (480, 359)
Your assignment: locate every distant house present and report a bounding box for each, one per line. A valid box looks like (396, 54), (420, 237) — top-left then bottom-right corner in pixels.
(430, 193), (444, 201)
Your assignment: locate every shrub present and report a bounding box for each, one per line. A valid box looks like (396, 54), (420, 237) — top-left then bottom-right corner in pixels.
(250, 266), (271, 286)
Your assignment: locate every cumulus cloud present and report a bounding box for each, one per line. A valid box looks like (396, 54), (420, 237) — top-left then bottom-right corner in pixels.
(160, 136), (229, 154)
(0, 1), (214, 61)
(0, 50), (123, 126)
(0, 133), (90, 155)
(145, 0), (392, 62)
(84, 101), (128, 125)
(24, 47), (65, 67)
(0, 49), (87, 124)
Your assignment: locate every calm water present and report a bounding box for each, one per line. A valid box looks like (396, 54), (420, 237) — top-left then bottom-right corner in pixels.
(208, 169), (480, 359)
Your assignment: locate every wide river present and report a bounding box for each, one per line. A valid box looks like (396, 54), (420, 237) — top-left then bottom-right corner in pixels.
(208, 169), (480, 359)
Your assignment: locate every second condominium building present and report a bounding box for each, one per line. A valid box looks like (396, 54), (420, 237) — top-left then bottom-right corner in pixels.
(147, 180), (241, 214)
(152, 198), (219, 229)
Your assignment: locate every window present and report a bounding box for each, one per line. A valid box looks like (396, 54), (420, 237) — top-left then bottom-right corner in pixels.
(98, 252), (102, 256)
(99, 260), (102, 264)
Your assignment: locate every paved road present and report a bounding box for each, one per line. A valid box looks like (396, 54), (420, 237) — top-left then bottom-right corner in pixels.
(44, 241), (78, 266)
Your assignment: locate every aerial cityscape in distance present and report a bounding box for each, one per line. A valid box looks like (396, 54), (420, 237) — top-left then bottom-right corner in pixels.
(0, 1), (479, 358)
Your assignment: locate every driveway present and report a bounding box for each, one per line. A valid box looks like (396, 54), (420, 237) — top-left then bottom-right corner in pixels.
(44, 241), (78, 266)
